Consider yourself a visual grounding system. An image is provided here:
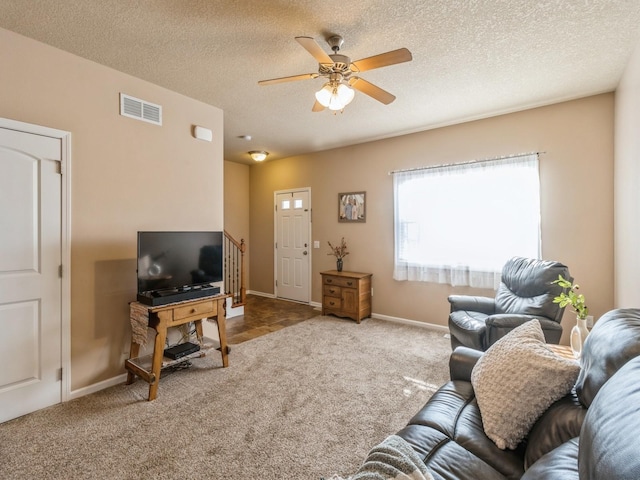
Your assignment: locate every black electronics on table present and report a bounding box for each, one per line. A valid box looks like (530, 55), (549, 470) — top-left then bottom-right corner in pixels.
(163, 341), (201, 360)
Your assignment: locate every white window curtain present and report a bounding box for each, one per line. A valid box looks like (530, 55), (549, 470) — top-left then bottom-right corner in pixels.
(393, 154), (541, 289)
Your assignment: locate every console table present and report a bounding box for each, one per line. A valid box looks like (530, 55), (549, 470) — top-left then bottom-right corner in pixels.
(321, 270), (372, 323)
(125, 294), (230, 401)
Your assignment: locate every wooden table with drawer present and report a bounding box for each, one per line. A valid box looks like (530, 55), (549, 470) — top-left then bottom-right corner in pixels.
(321, 270), (372, 323)
(125, 294), (230, 400)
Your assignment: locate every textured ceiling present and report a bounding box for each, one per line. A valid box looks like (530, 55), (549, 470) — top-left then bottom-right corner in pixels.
(2, 1), (640, 164)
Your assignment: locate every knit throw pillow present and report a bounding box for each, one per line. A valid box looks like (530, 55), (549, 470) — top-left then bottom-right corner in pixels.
(471, 319), (580, 450)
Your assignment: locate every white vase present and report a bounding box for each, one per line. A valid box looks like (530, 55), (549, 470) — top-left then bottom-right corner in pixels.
(570, 317), (590, 359)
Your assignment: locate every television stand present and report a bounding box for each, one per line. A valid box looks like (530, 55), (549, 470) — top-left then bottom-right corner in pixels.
(124, 293), (230, 401)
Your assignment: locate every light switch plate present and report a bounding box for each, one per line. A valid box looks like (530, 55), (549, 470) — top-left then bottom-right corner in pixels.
(313, 240), (320, 248)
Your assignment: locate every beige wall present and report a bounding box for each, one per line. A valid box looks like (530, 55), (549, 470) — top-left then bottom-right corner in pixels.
(615, 37), (640, 307)
(1, 28), (224, 391)
(1, 23), (620, 393)
(250, 94), (615, 344)
(224, 161), (251, 289)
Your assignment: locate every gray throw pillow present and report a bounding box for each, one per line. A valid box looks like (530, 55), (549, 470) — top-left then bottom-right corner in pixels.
(471, 319), (580, 449)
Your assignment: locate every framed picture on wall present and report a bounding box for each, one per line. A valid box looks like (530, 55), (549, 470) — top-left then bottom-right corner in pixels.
(338, 191), (366, 223)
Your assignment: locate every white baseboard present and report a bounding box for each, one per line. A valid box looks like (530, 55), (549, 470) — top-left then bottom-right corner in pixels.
(246, 290), (275, 299)
(226, 296), (244, 318)
(370, 312), (450, 333)
(69, 373), (128, 401)
(227, 305), (244, 318)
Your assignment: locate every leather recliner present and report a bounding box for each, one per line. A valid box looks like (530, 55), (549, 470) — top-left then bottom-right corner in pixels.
(448, 257), (571, 351)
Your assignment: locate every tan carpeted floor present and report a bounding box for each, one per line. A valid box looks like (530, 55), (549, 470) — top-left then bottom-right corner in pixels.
(0, 316), (450, 480)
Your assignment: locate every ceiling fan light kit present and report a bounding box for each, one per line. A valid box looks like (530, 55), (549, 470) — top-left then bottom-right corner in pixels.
(248, 150), (268, 162)
(315, 80), (355, 111)
(259, 34), (412, 113)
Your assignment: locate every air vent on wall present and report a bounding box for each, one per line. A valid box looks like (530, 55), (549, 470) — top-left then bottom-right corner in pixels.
(119, 93), (162, 126)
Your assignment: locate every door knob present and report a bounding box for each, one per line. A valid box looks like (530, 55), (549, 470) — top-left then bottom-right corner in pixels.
(303, 251), (308, 255)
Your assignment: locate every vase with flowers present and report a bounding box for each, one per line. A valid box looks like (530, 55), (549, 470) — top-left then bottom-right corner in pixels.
(552, 274), (590, 359)
(328, 237), (349, 272)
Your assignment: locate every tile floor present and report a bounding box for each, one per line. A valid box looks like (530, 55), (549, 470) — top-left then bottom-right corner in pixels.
(225, 294), (320, 344)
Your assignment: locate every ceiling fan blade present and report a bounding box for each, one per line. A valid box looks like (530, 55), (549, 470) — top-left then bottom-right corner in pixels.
(349, 77), (396, 105)
(258, 73), (318, 86)
(350, 48), (412, 72)
(295, 36), (333, 64)
(312, 100), (325, 112)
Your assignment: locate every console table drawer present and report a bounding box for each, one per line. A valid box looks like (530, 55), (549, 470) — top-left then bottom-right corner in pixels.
(173, 300), (216, 321)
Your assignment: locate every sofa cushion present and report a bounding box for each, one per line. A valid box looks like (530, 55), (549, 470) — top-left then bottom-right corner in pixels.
(399, 381), (525, 479)
(574, 308), (640, 407)
(523, 393), (586, 469)
(471, 319), (580, 450)
(579, 356), (640, 479)
(521, 437), (579, 480)
(398, 424), (511, 480)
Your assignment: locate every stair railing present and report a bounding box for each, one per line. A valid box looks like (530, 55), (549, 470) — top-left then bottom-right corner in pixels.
(224, 230), (246, 307)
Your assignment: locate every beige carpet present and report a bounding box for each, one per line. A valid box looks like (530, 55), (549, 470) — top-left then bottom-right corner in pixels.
(0, 316), (450, 480)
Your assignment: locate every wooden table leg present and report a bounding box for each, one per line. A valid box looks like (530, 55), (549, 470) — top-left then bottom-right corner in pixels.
(125, 340), (141, 384)
(148, 322), (168, 401)
(194, 318), (204, 345)
(216, 313), (229, 368)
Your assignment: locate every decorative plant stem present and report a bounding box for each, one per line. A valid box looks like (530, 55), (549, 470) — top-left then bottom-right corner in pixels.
(552, 274), (589, 320)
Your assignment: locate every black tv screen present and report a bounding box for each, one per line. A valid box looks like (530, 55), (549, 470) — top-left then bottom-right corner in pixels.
(137, 231), (223, 294)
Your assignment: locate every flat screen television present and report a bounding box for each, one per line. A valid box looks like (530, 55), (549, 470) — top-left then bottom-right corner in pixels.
(137, 231), (223, 296)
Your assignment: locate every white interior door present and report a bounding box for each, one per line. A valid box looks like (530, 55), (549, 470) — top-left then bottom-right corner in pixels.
(0, 126), (62, 423)
(275, 189), (310, 303)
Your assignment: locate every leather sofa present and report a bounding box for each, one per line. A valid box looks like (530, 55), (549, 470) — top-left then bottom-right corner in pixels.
(395, 308), (640, 479)
(448, 257), (571, 351)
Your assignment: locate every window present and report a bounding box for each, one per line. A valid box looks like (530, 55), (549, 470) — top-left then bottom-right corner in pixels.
(393, 154), (540, 289)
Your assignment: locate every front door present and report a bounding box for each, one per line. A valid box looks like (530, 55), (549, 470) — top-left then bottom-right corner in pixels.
(275, 189), (310, 303)
(0, 125), (63, 423)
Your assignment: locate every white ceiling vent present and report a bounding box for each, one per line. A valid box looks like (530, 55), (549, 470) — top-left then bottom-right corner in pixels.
(120, 93), (162, 125)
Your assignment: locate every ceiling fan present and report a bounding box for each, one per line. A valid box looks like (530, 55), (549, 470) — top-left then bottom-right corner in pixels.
(258, 35), (412, 112)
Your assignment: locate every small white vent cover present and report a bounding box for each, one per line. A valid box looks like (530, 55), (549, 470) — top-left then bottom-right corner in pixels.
(119, 93), (162, 125)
